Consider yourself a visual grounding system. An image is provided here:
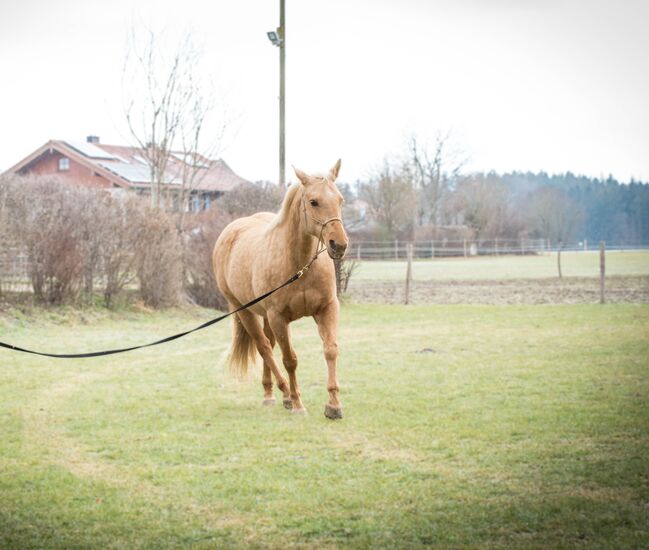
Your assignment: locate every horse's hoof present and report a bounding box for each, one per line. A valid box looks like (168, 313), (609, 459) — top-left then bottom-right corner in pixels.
(262, 398), (276, 406)
(292, 407), (308, 415)
(324, 404), (343, 420)
(283, 399), (293, 410)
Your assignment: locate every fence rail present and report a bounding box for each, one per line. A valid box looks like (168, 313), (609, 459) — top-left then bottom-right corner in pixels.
(0, 247), (30, 293)
(349, 239), (649, 261)
(2, 241), (648, 302)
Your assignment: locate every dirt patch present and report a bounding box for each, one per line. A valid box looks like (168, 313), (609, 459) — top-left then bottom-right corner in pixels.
(346, 276), (649, 305)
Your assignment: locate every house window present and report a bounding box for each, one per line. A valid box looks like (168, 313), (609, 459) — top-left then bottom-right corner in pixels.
(193, 194), (200, 211)
(205, 194), (211, 210)
(58, 157), (70, 171)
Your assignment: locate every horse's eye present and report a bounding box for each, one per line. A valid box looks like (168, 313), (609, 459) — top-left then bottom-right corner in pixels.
(309, 199), (319, 207)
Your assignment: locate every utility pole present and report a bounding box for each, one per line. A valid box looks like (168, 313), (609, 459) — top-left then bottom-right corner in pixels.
(279, 0), (286, 188)
(267, 0), (286, 187)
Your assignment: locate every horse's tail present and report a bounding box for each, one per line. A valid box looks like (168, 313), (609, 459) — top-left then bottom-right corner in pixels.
(227, 315), (257, 378)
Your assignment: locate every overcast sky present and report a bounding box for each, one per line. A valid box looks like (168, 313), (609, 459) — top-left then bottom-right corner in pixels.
(1, 0), (648, 184)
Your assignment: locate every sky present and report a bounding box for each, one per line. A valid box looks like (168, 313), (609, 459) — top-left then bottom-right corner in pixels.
(1, 0), (648, 184)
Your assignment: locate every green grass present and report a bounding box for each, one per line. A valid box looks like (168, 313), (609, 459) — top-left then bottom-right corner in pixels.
(1, 304), (648, 548)
(354, 249), (649, 281)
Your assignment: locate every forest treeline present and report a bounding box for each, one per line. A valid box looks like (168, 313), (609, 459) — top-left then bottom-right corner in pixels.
(340, 136), (649, 245)
(499, 171), (649, 245)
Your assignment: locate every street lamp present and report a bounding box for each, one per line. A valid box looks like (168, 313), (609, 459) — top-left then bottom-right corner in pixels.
(267, 0), (286, 187)
(266, 31), (282, 46)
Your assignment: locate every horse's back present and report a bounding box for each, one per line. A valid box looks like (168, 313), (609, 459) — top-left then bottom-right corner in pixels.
(213, 212), (276, 304)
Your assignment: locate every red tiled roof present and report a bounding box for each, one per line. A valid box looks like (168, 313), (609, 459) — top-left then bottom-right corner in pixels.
(4, 139), (249, 192)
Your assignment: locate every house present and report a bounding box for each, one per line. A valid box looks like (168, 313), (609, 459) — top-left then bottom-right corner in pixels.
(3, 136), (250, 211)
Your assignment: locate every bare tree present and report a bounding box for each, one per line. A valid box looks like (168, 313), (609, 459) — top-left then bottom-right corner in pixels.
(448, 173), (511, 242)
(529, 186), (584, 277)
(173, 75), (229, 228)
(219, 181), (284, 218)
(408, 132), (466, 227)
(123, 27), (223, 211)
(530, 187), (581, 243)
(358, 161), (417, 239)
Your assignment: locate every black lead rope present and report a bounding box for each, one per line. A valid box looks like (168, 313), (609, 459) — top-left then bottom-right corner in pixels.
(0, 270), (307, 360)
(0, 191), (337, 360)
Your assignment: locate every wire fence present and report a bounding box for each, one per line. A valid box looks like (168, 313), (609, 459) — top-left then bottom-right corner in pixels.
(343, 242), (649, 305)
(348, 238), (649, 261)
(2, 241), (648, 305)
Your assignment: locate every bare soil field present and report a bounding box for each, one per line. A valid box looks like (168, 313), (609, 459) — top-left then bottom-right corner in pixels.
(346, 275), (649, 305)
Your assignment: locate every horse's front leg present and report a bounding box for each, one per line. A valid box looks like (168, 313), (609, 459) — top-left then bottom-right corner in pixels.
(268, 313), (307, 414)
(314, 301), (343, 420)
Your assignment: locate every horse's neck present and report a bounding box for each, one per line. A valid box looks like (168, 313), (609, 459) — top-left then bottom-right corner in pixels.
(272, 192), (319, 271)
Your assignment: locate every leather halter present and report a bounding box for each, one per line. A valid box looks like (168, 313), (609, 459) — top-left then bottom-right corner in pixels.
(297, 181), (345, 277)
(300, 176), (344, 232)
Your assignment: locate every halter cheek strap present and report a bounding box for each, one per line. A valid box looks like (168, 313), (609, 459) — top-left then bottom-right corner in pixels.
(298, 187), (345, 276)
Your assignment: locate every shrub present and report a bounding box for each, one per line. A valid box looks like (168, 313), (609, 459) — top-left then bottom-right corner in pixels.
(181, 211), (231, 310)
(135, 207), (184, 308)
(0, 175), (186, 308)
(1, 176), (86, 304)
(334, 258), (359, 296)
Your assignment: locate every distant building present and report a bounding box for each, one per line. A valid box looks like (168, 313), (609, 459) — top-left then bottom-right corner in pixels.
(3, 136), (250, 211)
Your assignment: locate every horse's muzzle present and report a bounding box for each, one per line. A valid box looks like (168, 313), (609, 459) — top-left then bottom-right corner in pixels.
(328, 240), (347, 260)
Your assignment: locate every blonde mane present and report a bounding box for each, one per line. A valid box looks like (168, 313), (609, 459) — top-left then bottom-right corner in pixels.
(266, 183), (303, 232)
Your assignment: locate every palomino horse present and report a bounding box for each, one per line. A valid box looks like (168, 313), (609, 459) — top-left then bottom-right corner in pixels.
(212, 160), (349, 419)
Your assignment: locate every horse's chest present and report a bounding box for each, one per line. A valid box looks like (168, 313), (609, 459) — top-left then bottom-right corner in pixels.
(284, 285), (332, 320)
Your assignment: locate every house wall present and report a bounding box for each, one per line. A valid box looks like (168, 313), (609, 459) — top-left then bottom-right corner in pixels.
(20, 150), (113, 189)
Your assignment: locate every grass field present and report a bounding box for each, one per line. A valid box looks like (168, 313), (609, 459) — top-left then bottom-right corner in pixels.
(1, 304), (648, 548)
(353, 250), (649, 281)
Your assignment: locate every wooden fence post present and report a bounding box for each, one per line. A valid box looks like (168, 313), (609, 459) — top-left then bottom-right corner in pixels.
(394, 239), (399, 260)
(405, 243), (413, 305)
(463, 238), (467, 258)
(431, 240), (435, 259)
(600, 241), (606, 304)
(357, 243), (361, 260)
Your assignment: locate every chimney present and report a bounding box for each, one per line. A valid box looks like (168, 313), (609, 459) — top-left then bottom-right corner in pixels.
(86, 135), (100, 144)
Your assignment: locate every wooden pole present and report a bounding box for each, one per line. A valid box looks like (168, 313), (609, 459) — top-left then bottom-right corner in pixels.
(600, 241), (606, 304)
(463, 238), (467, 258)
(278, 0), (286, 187)
(557, 241), (563, 278)
(405, 243), (413, 304)
(395, 239), (399, 260)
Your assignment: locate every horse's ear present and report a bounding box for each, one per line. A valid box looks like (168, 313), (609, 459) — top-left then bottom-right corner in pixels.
(293, 165), (310, 186)
(329, 159), (342, 181)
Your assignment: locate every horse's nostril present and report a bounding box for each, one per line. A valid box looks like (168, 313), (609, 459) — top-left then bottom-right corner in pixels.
(329, 239), (336, 249)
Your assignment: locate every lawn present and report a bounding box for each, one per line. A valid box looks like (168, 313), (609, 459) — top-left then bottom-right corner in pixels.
(1, 303), (648, 548)
(353, 249), (649, 281)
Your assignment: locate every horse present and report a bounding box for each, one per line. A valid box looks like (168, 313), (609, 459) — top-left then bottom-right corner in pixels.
(212, 160), (349, 419)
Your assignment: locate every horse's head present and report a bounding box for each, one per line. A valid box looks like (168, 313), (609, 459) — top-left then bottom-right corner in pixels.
(294, 159), (349, 260)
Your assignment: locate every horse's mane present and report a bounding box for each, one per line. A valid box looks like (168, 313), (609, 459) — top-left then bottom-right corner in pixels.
(266, 183), (303, 232)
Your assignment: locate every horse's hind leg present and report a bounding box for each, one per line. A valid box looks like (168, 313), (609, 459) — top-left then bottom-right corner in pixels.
(236, 309), (290, 405)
